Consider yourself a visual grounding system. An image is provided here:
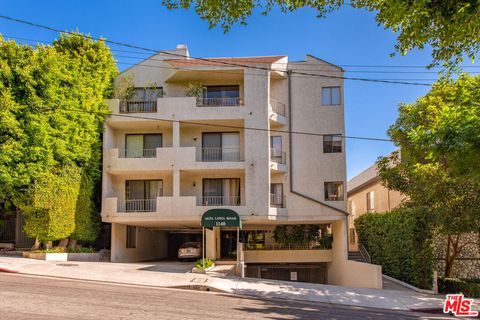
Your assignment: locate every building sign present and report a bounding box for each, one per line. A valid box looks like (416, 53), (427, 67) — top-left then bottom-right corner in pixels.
(290, 272), (298, 281)
(201, 209), (242, 229)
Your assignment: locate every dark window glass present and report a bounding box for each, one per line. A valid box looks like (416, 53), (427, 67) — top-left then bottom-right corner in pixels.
(324, 182), (344, 201)
(323, 135), (342, 153)
(126, 226), (136, 248)
(321, 87), (341, 105)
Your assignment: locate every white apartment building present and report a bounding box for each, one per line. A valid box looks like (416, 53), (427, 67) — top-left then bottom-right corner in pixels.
(101, 45), (381, 288)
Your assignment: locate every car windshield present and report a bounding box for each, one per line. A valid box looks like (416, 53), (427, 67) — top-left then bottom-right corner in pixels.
(180, 242), (200, 248)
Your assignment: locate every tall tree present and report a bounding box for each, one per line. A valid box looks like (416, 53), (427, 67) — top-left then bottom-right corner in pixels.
(0, 34), (117, 247)
(377, 75), (480, 277)
(163, 0), (480, 68)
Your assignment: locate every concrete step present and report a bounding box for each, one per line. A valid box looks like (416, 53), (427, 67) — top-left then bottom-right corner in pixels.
(348, 251), (365, 263)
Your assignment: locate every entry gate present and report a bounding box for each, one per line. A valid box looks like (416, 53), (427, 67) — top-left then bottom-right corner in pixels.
(246, 264), (328, 284)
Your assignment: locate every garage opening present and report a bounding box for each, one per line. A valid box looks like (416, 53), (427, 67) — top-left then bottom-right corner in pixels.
(167, 230), (202, 259)
(245, 263), (328, 284)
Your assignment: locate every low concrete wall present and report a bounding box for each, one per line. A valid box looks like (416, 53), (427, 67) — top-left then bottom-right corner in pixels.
(328, 259), (383, 289)
(244, 249), (332, 264)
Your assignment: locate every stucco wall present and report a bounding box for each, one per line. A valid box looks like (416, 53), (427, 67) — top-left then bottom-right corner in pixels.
(111, 223), (168, 262)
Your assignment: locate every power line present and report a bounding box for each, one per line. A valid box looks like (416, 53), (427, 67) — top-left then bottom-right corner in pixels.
(0, 15), (433, 86)
(1, 34), (439, 82)
(36, 105), (393, 142)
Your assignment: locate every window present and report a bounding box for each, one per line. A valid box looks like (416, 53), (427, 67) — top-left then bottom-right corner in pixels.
(126, 226), (136, 248)
(133, 87), (163, 100)
(349, 200), (356, 216)
(323, 135), (342, 153)
(324, 182), (344, 201)
(202, 178), (241, 206)
(270, 136), (284, 163)
(125, 134), (162, 158)
(125, 180), (163, 212)
(270, 183), (284, 208)
(202, 132), (240, 161)
(322, 87), (341, 105)
(203, 85), (240, 106)
(366, 191), (375, 212)
(242, 230), (266, 250)
(349, 228), (356, 244)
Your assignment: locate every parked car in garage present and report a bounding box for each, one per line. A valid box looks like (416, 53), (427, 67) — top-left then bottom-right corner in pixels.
(178, 242), (202, 261)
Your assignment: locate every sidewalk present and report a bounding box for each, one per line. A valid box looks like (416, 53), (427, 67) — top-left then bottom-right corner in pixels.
(0, 255), (454, 312)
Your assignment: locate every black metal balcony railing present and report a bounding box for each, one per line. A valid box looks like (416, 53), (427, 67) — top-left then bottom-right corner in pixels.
(119, 199), (156, 212)
(119, 148), (157, 158)
(199, 196), (241, 206)
(270, 194), (286, 208)
(197, 97), (241, 107)
(270, 149), (286, 164)
(270, 99), (286, 116)
(199, 147), (241, 162)
(119, 100), (157, 113)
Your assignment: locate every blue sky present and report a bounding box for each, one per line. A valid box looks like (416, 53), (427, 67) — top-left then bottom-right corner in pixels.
(1, 1), (477, 179)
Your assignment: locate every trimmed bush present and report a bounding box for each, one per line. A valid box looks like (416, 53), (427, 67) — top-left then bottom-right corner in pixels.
(194, 258), (214, 270)
(355, 206), (434, 289)
(438, 277), (480, 298)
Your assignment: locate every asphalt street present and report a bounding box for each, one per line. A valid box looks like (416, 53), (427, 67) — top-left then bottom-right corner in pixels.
(0, 273), (448, 319)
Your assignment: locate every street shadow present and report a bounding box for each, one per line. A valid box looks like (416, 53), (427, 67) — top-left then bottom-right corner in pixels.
(137, 261), (193, 274)
(215, 291), (427, 320)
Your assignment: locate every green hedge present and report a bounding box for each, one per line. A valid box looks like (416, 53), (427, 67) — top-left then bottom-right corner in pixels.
(355, 207), (434, 289)
(438, 277), (480, 298)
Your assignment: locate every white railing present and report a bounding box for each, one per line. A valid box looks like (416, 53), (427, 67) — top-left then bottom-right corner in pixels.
(118, 148), (157, 158)
(270, 98), (286, 116)
(270, 148), (286, 164)
(197, 97), (241, 107)
(270, 194), (286, 208)
(118, 199), (156, 212)
(198, 147), (241, 162)
(119, 100), (157, 113)
(198, 196), (241, 206)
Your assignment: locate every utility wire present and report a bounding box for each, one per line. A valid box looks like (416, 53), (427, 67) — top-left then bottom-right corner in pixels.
(36, 106), (393, 142)
(0, 15), (433, 86)
(1, 34), (439, 82)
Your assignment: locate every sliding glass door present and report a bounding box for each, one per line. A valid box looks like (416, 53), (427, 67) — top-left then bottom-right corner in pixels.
(202, 132), (240, 161)
(125, 180), (163, 212)
(125, 134), (162, 158)
(203, 178), (240, 206)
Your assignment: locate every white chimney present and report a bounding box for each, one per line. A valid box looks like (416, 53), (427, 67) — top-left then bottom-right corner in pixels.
(175, 44), (189, 58)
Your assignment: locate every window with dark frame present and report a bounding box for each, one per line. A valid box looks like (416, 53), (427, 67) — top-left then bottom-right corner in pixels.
(321, 87), (341, 105)
(324, 181), (344, 201)
(126, 226), (136, 248)
(349, 228), (356, 244)
(323, 135), (342, 153)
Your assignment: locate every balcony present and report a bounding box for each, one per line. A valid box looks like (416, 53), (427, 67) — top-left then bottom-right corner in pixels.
(197, 97), (242, 107)
(269, 98), (287, 127)
(119, 100), (157, 113)
(270, 149), (287, 173)
(197, 196), (241, 206)
(270, 194), (286, 208)
(197, 147), (242, 162)
(119, 148), (157, 158)
(118, 199), (156, 212)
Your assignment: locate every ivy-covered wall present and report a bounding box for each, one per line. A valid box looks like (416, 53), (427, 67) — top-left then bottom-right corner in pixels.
(355, 207), (434, 289)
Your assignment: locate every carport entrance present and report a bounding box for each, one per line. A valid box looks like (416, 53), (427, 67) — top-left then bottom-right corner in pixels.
(166, 230), (202, 259)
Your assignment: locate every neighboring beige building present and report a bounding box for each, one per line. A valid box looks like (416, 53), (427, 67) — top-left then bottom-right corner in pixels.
(101, 45), (381, 288)
(347, 163), (406, 251)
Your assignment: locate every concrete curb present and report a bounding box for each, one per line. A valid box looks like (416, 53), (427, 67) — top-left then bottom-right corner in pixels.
(0, 267), (18, 273)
